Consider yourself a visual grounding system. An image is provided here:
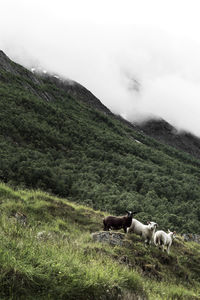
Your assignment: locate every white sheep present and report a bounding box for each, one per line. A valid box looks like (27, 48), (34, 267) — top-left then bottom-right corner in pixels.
(127, 218), (158, 245)
(154, 229), (176, 254)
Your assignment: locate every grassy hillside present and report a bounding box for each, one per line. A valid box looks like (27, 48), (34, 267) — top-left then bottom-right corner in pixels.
(1, 52), (200, 234)
(0, 182), (200, 300)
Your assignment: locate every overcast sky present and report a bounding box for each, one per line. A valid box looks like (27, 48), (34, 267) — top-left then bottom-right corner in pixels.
(1, 0), (200, 136)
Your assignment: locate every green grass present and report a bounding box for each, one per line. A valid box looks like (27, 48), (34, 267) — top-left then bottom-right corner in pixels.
(0, 182), (200, 299)
(146, 282), (200, 300)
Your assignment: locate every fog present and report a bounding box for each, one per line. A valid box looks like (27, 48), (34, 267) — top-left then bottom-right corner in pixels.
(1, 0), (200, 136)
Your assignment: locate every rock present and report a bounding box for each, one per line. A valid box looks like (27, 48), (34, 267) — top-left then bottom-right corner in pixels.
(15, 212), (27, 226)
(182, 233), (200, 244)
(91, 231), (126, 246)
(36, 231), (52, 240)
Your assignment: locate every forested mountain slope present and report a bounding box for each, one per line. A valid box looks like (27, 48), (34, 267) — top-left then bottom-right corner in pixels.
(1, 50), (200, 233)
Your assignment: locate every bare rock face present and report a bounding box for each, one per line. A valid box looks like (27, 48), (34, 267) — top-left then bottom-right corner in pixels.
(0, 50), (16, 73)
(91, 231), (127, 246)
(0, 50), (41, 85)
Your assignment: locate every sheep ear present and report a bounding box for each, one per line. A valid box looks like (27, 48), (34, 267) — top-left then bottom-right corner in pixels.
(168, 229), (171, 233)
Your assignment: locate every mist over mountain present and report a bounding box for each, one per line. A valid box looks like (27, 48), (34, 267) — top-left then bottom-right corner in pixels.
(2, 48), (200, 160)
(2, 10), (200, 138)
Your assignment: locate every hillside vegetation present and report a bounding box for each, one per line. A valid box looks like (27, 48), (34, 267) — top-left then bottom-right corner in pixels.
(1, 51), (200, 234)
(0, 182), (200, 300)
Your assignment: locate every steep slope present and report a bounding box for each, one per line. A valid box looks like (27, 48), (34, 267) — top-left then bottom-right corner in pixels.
(1, 50), (200, 234)
(42, 73), (112, 115)
(0, 183), (200, 300)
(0, 50), (111, 114)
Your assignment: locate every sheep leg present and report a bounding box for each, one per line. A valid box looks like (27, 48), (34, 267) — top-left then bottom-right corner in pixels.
(167, 245), (170, 254)
(146, 236), (151, 245)
(144, 237), (150, 247)
(104, 225), (109, 231)
(103, 219), (110, 231)
(123, 227), (127, 233)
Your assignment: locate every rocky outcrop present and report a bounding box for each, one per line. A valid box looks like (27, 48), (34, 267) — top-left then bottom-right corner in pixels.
(91, 231), (128, 246)
(182, 233), (200, 244)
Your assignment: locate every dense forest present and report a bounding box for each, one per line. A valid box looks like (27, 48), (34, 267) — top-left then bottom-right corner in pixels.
(1, 51), (200, 233)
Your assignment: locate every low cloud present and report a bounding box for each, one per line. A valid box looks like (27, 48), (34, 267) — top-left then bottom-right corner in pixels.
(1, 1), (200, 136)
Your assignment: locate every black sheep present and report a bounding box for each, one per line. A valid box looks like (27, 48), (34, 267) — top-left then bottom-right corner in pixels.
(103, 210), (135, 233)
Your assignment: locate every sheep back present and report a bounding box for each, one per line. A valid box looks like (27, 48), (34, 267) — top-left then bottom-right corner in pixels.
(128, 219), (157, 244)
(103, 214), (133, 233)
(154, 230), (167, 246)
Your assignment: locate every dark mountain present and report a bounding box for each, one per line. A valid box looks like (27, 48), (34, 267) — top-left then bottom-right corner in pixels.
(1, 49), (200, 233)
(139, 118), (200, 159)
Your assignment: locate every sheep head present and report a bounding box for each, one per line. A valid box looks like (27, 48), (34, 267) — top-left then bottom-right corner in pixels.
(168, 229), (176, 239)
(147, 221), (158, 231)
(125, 210), (136, 218)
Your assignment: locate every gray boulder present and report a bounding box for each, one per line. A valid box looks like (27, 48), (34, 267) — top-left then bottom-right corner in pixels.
(91, 231), (127, 246)
(182, 233), (200, 244)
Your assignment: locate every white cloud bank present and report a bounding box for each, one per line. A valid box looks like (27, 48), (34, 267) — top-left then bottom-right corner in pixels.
(1, 0), (200, 136)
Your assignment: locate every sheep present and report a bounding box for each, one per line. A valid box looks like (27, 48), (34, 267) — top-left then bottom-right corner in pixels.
(103, 210), (135, 233)
(154, 229), (176, 254)
(127, 219), (158, 245)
